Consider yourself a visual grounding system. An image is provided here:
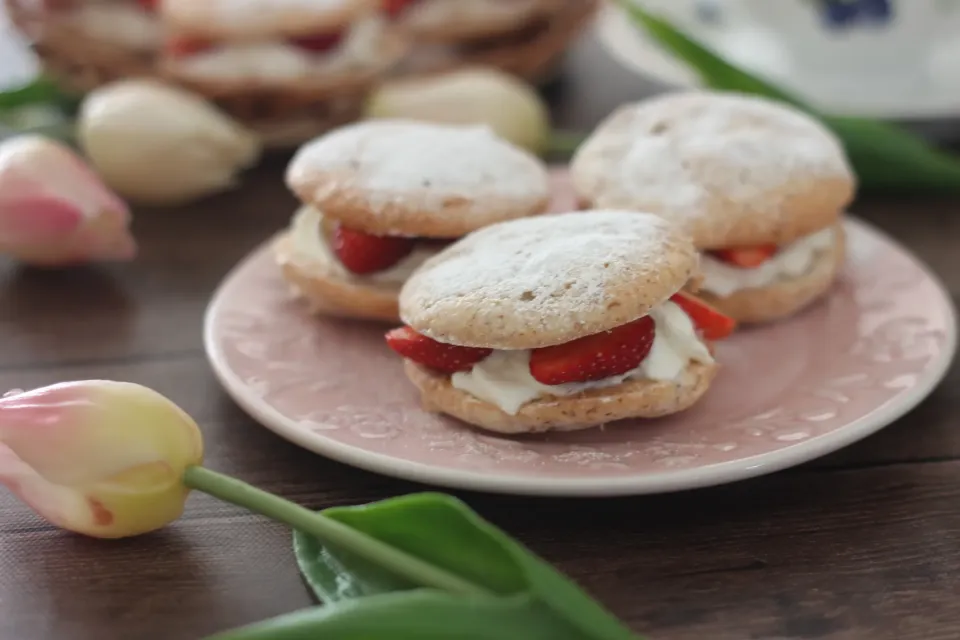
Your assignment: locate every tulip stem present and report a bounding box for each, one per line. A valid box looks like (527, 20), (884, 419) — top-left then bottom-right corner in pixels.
(181, 466), (491, 597)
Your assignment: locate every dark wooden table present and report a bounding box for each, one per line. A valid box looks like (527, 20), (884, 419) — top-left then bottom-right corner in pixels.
(3, 36), (960, 640)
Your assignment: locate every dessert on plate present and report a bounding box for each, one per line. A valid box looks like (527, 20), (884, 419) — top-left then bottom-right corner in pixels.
(156, 0), (407, 146)
(6, 0), (164, 92)
(386, 210), (737, 434)
(276, 119), (552, 322)
(385, 0), (600, 82)
(570, 90), (856, 324)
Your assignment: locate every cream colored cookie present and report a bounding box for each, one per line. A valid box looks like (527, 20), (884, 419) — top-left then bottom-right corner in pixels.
(286, 120), (551, 237)
(160, 0), (377, 40)
(397, 0), (559, 43)
(697, 224), (846, 324)
(571, 91), (856, 249)
(159, 21), (406, 99)
(405, 359), (718, 434)
(274, 232), (402, 322)
(399, 210), (700, 350)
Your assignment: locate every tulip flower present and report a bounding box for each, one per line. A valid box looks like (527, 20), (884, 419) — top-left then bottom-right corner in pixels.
(0, 380), (640, 640)
(0, 380), (483, 588)
(0, 381), (203, 538)
(78, 80), (262, 206)
(364, 67), (553, 155)
(0, 134), (136, 266)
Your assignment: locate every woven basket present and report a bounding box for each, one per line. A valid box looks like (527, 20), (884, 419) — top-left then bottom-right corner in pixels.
(397, 0), (600, 83)
(241, 93), (367, 149)
(469, 0), (601, 82)
(3, 0), (386, 146)
(4, 0), (159, 93)
(157, 32), (407, 124)
(3, 0), (595, 146)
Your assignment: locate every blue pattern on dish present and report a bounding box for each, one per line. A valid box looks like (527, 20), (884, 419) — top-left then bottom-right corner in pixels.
(817, 0), (893, 28)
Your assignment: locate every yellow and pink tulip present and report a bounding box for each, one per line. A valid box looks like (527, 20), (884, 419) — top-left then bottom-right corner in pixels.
(0, 381), (203, 538)
(0, 135), (136, 266)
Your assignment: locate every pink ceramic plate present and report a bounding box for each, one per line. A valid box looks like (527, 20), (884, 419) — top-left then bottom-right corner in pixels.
(204, 174), (956, 497)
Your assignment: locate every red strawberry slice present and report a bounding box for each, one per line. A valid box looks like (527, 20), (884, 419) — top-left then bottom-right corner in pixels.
(385, 326), (492, 373)
(383, 0), (418, 18)
(670, 291), (736, 341)
(137, 0), (158, 11)
(332, 224), (416, 275)
(711, 244), (778, 268)
(289, 31), (345, 53)
(529, 316), (656, 385)
(166, 35), (213, 57)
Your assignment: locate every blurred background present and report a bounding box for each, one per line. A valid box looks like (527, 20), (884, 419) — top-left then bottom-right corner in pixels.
(2, 0), (960, 204)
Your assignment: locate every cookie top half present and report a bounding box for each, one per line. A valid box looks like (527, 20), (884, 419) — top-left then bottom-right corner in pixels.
(160, 0), (377, 40)
(285, 120), (551, 238)
(570, 91), (856, 249)
(399, 210), (699, 350)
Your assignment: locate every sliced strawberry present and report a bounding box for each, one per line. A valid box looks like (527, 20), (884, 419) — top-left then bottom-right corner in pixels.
(385, 326), (492, 373)
(137, 0), (158, 11)
(383, 0), (418, 18)
(166, 35), (213, 57)
(332, 224), (416, 275)
(670, 291), (737, 341)
(711, 244), (778, 268)
(529, 316), (656, 386)
(289, 31), (345, 53)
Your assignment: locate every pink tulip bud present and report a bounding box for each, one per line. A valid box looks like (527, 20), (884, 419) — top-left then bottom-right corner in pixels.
(0, 381), (203, 538)
(0, 135), (136, 266)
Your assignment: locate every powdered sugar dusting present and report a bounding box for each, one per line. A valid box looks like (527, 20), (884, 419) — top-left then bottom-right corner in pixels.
(572, 92), (854, 238)
(400, 210), (699, 348)
(288, 120), (550, 217)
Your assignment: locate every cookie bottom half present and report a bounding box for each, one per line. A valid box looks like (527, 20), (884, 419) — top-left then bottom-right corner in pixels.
(401, 0), (600, 82)
(698, 224), (847, 325)
(404, 358), (719, 435)
(273, 233), (402, 323)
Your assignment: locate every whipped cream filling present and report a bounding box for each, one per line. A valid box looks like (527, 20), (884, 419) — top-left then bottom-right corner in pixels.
(700, 227), (837, 298)
(288, 205), (437, 286)
(68, 3), (162, 50)
(174, 17), (385, 82)
(451, 301), (714, 415)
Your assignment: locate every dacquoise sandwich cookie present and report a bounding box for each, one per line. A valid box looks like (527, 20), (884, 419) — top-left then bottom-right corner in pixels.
(385, 210), (737, 434)
(6, 0), (164, 93)
(156, 0), (407, 145)
(386, 0), (600, 82)
(276, 119), (552, 322)
(571, 90), (856, 324)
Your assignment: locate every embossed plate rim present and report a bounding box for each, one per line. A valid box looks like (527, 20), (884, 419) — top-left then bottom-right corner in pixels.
(204, 217), (957, 497)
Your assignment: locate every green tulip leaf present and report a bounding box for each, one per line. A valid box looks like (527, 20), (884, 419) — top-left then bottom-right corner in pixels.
(617, 1), (960, 192)
(0, 76), (81, 143)
(207, 590), (590, 640)
(293, 492), (641, 640)
(0, 76), (71, 110)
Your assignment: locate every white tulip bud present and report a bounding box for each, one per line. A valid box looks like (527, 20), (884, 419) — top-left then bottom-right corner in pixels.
(77, 79), (262, 206)
(364, 67), (551, 155)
